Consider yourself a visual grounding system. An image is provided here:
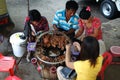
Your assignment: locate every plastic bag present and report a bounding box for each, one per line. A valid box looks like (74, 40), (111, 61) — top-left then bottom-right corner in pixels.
(60, 67), (77, 79)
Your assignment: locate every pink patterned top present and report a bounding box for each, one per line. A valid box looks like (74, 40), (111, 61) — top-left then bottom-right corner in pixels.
(78, 17), (102, 40)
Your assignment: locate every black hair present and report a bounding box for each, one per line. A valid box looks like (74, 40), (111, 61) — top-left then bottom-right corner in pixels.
(29, 9), (41, 22)
(66, 0), (78, 11)
(78, 36), (99, 67)
(79, 6), (91, 20)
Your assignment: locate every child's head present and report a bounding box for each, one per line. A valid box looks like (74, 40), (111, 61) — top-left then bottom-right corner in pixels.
(79, 36), (99, 67)
(29, 9), (41, 22)
(65, 1), (78, 17)
(79, 6), (91, 20)
(66, 0), (78, 11)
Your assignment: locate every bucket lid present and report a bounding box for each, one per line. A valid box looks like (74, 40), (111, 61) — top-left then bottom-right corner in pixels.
(10, 32), (27, 45)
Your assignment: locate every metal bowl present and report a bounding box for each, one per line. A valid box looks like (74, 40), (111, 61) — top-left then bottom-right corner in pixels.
(35, 30), (71, 65)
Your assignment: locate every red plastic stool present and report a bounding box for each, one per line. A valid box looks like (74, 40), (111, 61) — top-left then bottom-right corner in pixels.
(110, 46), (120, 64)
(98, 52), (112, 80)
(0, 53), (22, 80)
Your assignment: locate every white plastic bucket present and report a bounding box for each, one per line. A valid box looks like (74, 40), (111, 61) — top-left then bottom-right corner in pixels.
(10, 32), (27, 57)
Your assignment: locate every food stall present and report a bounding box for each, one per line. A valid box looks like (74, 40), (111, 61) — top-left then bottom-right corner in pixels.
(33, 30), (71, 79)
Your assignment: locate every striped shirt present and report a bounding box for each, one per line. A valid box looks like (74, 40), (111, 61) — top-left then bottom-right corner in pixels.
(52, 9), (79, 31)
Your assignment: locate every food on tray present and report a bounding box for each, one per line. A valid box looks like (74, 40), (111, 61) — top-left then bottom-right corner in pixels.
(40, 32), (70, 50)
(35, 31), (70, 64)
(42, 33), (51, 47)
(49, 50), (60, 57)
(37, 51), (65, 63)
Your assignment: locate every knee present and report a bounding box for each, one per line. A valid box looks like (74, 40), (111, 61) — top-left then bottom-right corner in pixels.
(57, 66), (64, 72)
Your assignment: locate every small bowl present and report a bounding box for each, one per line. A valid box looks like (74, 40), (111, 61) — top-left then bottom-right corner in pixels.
(50, 66), (56, 73)
(31, 58), (37, 64)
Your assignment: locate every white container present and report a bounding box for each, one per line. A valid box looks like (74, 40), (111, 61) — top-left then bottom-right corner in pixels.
(10, 32), (27, 57)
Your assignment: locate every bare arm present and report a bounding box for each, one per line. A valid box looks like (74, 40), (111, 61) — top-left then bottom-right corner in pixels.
(89, 28), (99, 38)
(65, 44), (74, 69)
(75, 27), (84, 38)
(64, 28), (75, 35)
(53, 24), (59, 31)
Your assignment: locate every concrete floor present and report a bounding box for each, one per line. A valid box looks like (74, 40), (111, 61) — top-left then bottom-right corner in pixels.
(0, 0), (120, 80)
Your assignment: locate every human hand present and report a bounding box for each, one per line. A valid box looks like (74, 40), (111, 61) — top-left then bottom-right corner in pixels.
(36, 31), (43, 36)
(62, 31), (67, 34)
(66, 43), (71, 50)
(53, 24), (59, 31)
(31, 31), (36, 36)
(80, 35), (85, 41)
(73, 42), (81, 52)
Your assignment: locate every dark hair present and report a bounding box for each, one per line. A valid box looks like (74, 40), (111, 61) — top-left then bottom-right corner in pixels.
(78, 36), (99, 67)
(29, 9), (41, 22)
(66, 1), (78, 11)
(79, 6), (91, 20)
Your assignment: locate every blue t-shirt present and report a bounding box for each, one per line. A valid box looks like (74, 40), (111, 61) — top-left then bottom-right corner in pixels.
(52, 9), (79, 31)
